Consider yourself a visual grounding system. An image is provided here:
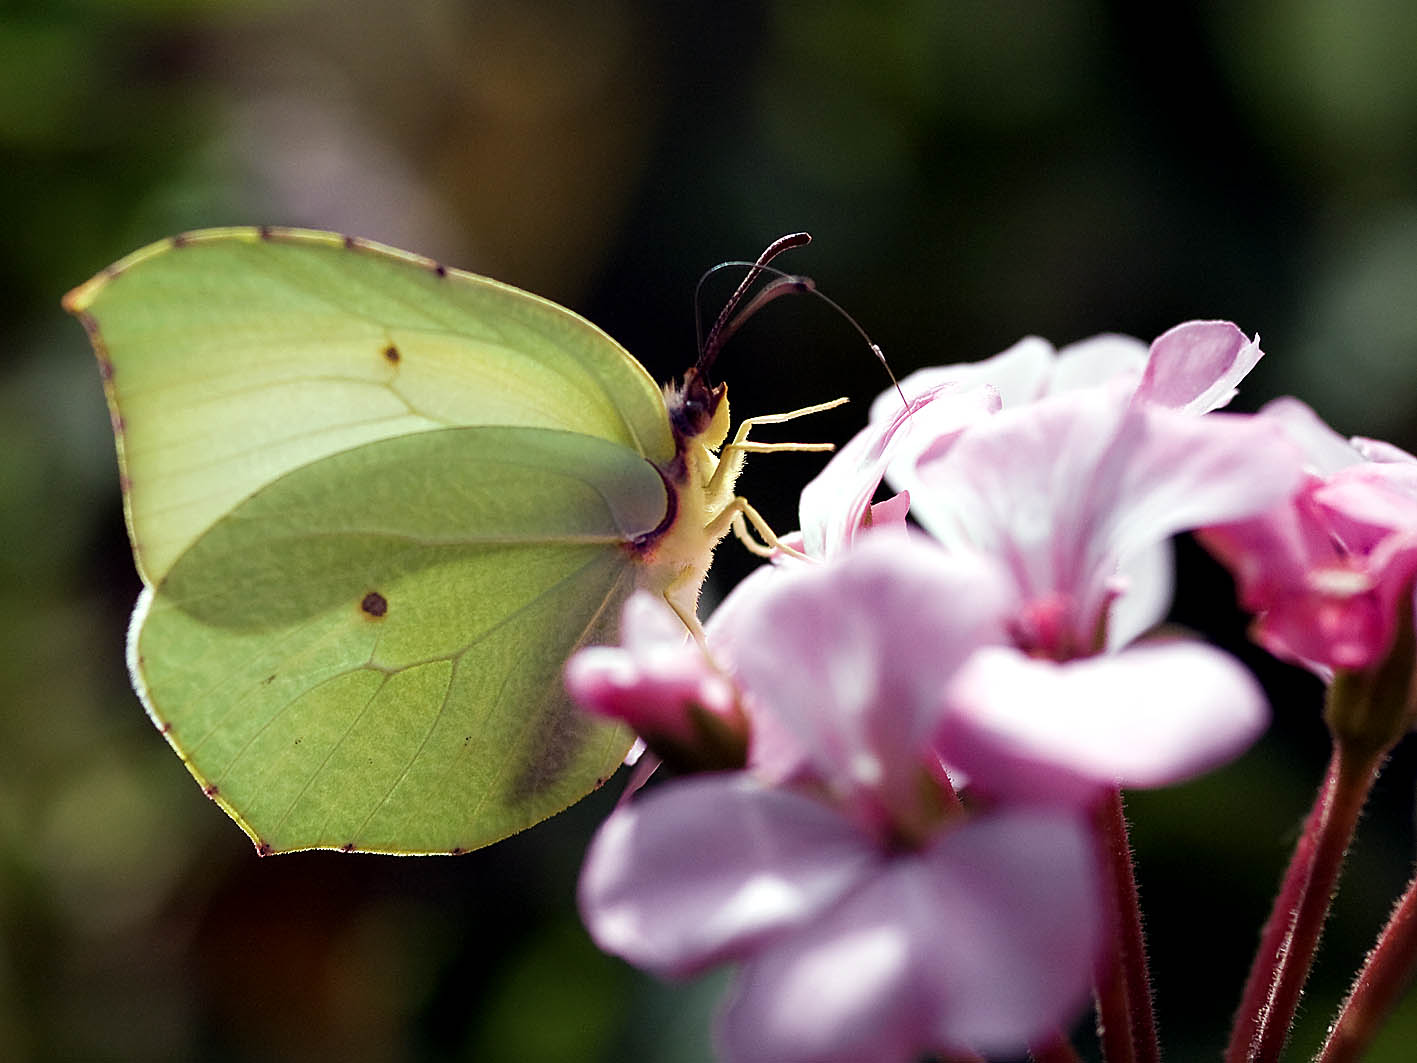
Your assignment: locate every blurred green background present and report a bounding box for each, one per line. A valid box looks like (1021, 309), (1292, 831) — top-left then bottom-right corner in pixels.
(6, 0), (1417, 1059)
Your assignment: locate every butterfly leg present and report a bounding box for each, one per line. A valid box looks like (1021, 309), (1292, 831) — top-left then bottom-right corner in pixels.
(709, 497), (812, 563)
(706, 396), (848, 498)
(663, 592), (709, 644)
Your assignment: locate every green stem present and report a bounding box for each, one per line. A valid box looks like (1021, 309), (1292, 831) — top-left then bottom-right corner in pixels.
(1317, 865), (1417, 1063)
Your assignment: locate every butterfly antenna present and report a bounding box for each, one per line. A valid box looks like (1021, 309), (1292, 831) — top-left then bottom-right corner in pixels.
(696, 232), (812, 380)
(695, 251), (901, 400)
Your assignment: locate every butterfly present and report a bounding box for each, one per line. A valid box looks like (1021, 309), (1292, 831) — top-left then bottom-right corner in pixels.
(65, 227), (832, 855)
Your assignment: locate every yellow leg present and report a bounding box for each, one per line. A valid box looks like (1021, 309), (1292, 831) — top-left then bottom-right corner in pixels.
(728, 441), (836, 455)
(731, 512), (776, 558)
(708, 396), (849, 496)
(733, 396), (850, 431)
(713, 497), (811, 563)
(660, 583), (709, 648)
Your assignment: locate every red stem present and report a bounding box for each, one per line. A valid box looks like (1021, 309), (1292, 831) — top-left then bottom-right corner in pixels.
(1224, 752), (1339, 1063)
(1030, 1033), (1085, 1063)
(1242, 742), (1381, 1063)
(1092, 788), (1159, 1063)
(1317, 866), (1417, 1063)
(1094, 958), (1135, 1063)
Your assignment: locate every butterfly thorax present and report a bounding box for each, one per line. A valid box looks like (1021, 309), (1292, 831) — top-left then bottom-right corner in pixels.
(638, 377), (739, 620)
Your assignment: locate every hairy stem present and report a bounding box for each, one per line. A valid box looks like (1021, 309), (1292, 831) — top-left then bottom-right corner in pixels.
(1317, 865), (1417, 1063)
(1232, 743), (1382, 1063)
(1092, 788), (1158, 1063)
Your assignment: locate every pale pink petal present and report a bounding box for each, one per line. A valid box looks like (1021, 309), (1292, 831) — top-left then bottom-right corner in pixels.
(1260, 397), (1367, 476)
(868, 336), (1056, 422)
(729, 536), (1014, 831)
(705, 563), (814, 783)
(716, 809), (1099, 1062)
(1351, 437), (1417, 465)
(565, 592), (738, 749)
(578, 775), (877, 978)
(1136, 321), (1262, 413)
(870, 332), (1150, 425)
(866, 490), (911, 530)
(1104, 539), (1174, 649)
(1095, 407), (1308, 583)
(1048, 333), (1149, 394)
(919, 809), (1100, 1052)
(937, 643), (1269, 804)
(800, 384), (992, 558)
(620, 587), (693, 652)
(906, 382), (1133, 572)
(1197, 485), (1328, 612)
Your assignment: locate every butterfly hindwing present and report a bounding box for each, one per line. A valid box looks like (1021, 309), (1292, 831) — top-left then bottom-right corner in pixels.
(134, 425), (666, 853)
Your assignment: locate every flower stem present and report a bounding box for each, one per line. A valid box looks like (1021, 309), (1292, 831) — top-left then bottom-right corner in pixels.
(1092, 787), (1159, 1063)
(1317, 865), (1417, 1063)
(1224, 752), (1339, 1063)
(1030, 1033), (1085, 1063)
(1094, 958), (1135, 1063)
(1227, 741), (1382, 1063)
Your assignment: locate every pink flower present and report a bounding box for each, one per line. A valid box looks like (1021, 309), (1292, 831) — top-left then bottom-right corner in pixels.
(1199, 399), (1417, 672)
(844, 346), (1290, 802)
(904, 381), (1304, 658)
(577, 539), (1102, 1061)
(565, 592), (747, 771)
(870, 320), (1262, 421)
(861, 322), (1271, 653)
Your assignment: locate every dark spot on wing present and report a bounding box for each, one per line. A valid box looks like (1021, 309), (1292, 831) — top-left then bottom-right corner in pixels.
(360, 591), (388, 618)
(382, 343), (400, 365)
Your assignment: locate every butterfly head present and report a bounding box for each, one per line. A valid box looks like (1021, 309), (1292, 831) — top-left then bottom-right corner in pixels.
(667, 367), (729, 452)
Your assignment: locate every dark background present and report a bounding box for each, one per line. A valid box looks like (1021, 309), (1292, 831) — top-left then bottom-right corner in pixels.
(5, 1), (1417, 1059)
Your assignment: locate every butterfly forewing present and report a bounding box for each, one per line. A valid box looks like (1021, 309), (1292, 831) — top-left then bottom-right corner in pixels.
(66, 228), (676, 584)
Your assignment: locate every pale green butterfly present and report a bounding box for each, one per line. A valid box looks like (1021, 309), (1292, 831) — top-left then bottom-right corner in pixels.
(65, 227), (836, 856)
